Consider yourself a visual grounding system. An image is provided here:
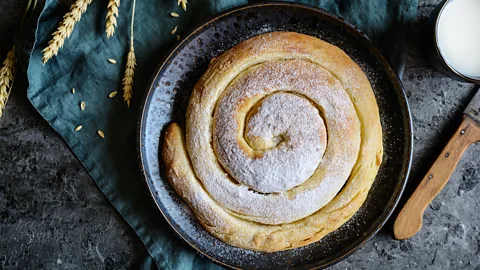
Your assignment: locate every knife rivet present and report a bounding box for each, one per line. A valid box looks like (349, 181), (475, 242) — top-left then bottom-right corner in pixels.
(445, 153), (449, 157)
(428, 174), (433, 179)
(460, 130), (465, 135)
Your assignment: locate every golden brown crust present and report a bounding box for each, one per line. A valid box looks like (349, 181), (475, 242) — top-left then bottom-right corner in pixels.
(162, 32), (383, 252)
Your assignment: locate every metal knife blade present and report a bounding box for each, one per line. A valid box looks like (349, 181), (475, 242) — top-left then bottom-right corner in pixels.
(465, 89), (480, 124)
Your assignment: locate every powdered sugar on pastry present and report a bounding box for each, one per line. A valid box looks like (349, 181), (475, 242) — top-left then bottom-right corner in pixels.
(189, 60), (360, 225)
(216, 92), (326, 193)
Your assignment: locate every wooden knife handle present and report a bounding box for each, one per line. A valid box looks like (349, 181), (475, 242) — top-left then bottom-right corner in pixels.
(394, 116), (480, 240)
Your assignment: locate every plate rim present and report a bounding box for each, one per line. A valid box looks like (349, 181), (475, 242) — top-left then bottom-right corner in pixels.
(137, 2), (413, 269)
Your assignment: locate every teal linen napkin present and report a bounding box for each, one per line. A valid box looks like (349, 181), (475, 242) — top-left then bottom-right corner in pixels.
(23, 0), (418, 269)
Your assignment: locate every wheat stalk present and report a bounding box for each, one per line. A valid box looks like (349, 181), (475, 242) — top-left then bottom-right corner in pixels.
(122, 0), (136, 108)
(0, 47), (17, 118)
(177, 0), (187, 11)
(105, 0), (120, 38)
(42, 0), (93, 63)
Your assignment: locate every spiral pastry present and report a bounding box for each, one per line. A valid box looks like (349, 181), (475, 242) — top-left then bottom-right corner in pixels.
(163, 32), (383, 252)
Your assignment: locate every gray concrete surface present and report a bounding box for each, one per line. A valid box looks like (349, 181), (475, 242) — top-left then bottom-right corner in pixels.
(1, 0), (479, 269)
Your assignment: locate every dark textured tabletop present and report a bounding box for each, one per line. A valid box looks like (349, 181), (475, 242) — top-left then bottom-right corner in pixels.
(1, 0), (479, 269)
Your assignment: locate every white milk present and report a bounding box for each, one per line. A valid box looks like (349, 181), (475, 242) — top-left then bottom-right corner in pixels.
(437, 0), (480, 79)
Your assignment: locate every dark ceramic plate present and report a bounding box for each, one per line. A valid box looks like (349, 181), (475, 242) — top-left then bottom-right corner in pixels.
(138, 2), (412, 269)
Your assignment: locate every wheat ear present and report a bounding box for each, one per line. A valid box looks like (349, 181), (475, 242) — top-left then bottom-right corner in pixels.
(105, 0), (120, 38)
(122, 0), (136, 108)
(42, 0), (93, 63)
(0, 47), (17, 118)
(177, 0), (187, 11)
(0, 0), (36, 117)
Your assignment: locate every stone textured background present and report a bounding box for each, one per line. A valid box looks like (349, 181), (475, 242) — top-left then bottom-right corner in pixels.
(1, 0), (479, 269)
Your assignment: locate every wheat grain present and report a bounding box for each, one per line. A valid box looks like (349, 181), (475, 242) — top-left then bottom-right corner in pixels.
(107, 58), (117, 64)
(80, 101), (85, 110)
(178, 0), (187, 11)
(0, 47), (17, 118)
(71, 87), (75, 94)
(109, 91), (117, 98)
(122, 0), (136, 108)
(42, 0), (93, 63)
(170, 12), (179, 17)
(97, 130), (105, 138)
(75, 125), (83, 131)
(170, 25), (178, 35)
(105, 0), (120, 38)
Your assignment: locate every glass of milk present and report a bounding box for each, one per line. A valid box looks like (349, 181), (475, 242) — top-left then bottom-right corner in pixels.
(429, 0), (480, 83)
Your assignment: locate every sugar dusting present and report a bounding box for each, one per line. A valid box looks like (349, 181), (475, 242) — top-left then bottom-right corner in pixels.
(194, 59), (360, 225)
(216, 92), (327, 193)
